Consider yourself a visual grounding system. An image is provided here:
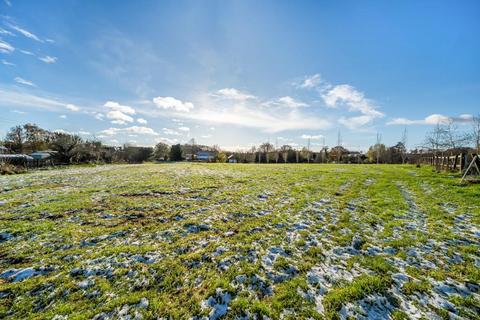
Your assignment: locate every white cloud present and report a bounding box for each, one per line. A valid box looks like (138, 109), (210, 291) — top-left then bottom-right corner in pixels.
(0, 27), (14, 36)
(66, 104), (79, 111)
(172, 104), (332, 133)
(100, 126), (159, 136)
(53, 129), (70, 134)
(322, 84), (383, 118)
(201, 134), (212, 139)
(94, 113), (104, 120)
(11, 109), (26, 114)
(155, 137), (178, 145)
(178, 126), (190, 132)
(338, 115), (375, 129)
(1, 59), (15, 66)
(59, 114), (67, 119)
(39, 56), (57, 64)
(137, 118), (148, 124)
(277, 96), (309, 108)
(8, 24), (43, 42)
(301, 134), (324, 140)
(104, 101), (136, 124)
(78, 131), (91, 135)
(20, 50), (34, 56)
(104, 101), (136, 114)
(424, 114), (450, 125)
(162, 128), (181, 136)
(387, 114), (473, 126)
(4, 0), (12, 7)
(211, 88), (255, 101)
(106, 110), (134, 124)
(14, 77), (36, 87)
(0, 39), (14, 53)
(298, 74), (322, 89)
(153, 96), (194, 112)
(0, 88), (83, 112)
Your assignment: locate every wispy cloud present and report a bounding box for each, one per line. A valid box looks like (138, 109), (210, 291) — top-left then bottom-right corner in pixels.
(8, 24), (43, 42)
(0, 39), (14, 53)
(166, 103), (331, 133)
(19, 49), (34, 56)
(296, 73), (384, 130)
(321, 84), (384, 129)
(210, 88), (256, 101)
(39, 55), (57, 64)
(262, 96), (309, 109)
(1, 59), (15, 66)
(297, 74), (322, 89)
(66, 104), (79, 111)
(106, 111), (134, 125)
(301, 134), (323, 140)
(4, 0), (12, 7)
(162, 128), (181, 136)
(137, 118), (147, 124)
(0, 27), (14, 36)
(0, 87), (89, 114)
(14, 77), (36, 87)
(100, 126), (159, 136)
(386, 114), (473, 125)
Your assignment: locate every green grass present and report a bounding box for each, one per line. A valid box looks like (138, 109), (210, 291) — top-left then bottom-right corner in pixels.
(0, 163), (478, 319)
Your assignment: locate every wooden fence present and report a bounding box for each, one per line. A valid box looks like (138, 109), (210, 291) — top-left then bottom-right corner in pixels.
(415, 153), (476, 173)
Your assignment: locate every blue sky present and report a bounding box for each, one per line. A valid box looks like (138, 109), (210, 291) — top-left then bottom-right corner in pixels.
(0, 0), (479, 151)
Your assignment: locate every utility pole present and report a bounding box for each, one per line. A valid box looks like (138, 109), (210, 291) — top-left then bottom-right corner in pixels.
(322, 136), (326, 163)
(307, 138), (311, 163)
(337, 130), (342, 163)
(275, 138), (279, 163)
(401, 127), (408, 164)
(376, 132), (382, 164)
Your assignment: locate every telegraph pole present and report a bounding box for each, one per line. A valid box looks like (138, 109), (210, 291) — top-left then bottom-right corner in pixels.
(376, 132), (382, 164)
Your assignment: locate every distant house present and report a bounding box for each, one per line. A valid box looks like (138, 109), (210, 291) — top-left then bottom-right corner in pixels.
(0, 146), (8, 154)
(228, 154), (237, 163)
(196, 151), (216, 162)
(0, 154), (34, 165)
(30, 151), (56, 160)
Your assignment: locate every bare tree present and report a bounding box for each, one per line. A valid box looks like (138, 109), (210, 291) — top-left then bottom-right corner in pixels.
(5, 125), (26, 153)
(51, 132), (82, 163)
(154, 142), (170, 161)
(424, 124), (446, 170)
(259, 142), (274, 163)
(471, 114), (480, 153)
(441, 119), (468, 150)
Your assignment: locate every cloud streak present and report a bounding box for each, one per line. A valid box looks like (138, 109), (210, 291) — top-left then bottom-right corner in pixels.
(14, 77), (36, 87)
(39, 56), (57, 64)
(7, 24), (43, 42)
(0, 39), (14, 53)
(387, 114), (473, 125)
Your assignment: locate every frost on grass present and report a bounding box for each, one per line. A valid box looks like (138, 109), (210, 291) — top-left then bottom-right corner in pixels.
(0, 163), (478, 319)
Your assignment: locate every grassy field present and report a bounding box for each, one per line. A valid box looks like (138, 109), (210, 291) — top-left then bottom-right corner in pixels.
(0, 163), (479, 319)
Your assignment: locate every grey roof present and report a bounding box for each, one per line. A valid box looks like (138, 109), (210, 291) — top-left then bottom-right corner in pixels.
(0, 154), (34, 160)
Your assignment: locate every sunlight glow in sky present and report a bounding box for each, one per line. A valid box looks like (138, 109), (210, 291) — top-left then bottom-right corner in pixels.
(1, 0), (479, 151)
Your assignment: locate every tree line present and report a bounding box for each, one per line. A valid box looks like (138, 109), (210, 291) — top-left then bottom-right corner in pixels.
(1, 117), (479, 167)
